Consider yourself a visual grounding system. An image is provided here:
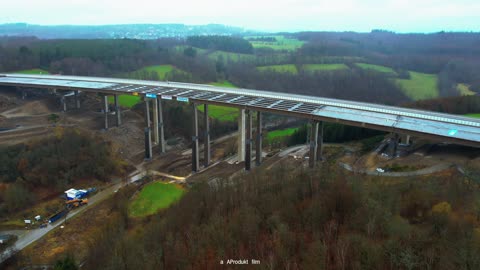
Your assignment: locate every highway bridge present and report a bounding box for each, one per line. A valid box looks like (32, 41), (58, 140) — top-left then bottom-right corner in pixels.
(1, 73), (479, 171)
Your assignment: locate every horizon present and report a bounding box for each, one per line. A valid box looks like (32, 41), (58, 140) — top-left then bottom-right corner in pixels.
(2, 22), (480, 35)
(1, 0), (479, 33)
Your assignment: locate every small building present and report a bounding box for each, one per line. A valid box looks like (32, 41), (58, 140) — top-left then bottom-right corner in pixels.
(65, 188), (88, 200)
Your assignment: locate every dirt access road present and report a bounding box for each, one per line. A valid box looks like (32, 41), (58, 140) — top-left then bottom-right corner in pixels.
(0, 177), (131, 264)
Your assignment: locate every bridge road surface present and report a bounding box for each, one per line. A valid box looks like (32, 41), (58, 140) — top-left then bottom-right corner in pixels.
(0, 74), (479, 147)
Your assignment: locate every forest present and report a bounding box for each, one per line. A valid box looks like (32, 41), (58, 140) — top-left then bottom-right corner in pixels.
(1, 31), (479, 106)
(81, 161), (480, 270)
(0, 129), (124, 215)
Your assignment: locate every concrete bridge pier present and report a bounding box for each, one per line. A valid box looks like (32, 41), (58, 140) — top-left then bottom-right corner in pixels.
(401, 134), (411, 145)
(245, 109), (253, 171)
(144, 98), (152, 160)
(316, 121), (324, 161)
(152, 97), (159, 145)
(256, 111), (263, 166)
(103, 95), (109, 130)
(237, 109), (246, 162)
(157, 97), (166, 153)
(74, 90), (80, 109)
(391, 133), (400, 158)
(191, 102), (199, 172)
(20, 88), (26, 100)
(204, 104), (211, 167)
(61, 96), (67, 112)
(309, 120), (319, 168)
(114, 94), (121, 127)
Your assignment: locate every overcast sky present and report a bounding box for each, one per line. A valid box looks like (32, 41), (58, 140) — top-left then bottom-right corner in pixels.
(1, 0), (479, 32)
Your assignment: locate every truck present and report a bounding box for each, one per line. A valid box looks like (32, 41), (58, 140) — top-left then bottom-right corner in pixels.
(65, 198), (88, 209)
(48, 210), (68, 224)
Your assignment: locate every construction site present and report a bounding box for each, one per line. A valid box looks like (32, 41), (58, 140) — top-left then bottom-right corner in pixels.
(0, 85), (479, 267)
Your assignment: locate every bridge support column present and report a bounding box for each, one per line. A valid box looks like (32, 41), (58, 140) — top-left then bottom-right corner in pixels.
(309, 120), (319, 168)
(391, 133), (399, 158)
(157, 97), (166, 153)
(192, 102), (199, 172)
(237, 109), (246, 162)
(103, 95), (109, 130)
(74, 90), (80, 109)
(256, 111), (263, 166)
(144, 98), (152, 160)
(114, 94), (121, 127)
(245, 110), (252, 171)
(21, 88), (26, 100)
(152, 97), (159, 145)
(204, 104), (210, 167)
(316, 121), (324, 161)
(61, 96), (67, 112)
(401, 134), (410, 145)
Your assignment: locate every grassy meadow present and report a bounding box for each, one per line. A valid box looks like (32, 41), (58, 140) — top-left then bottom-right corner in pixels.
(465, 113), (480, 118)
(247, 35), (305, 51)
(457, 83), (476, 96)
(257, 64), (298, 74)
(14, 68), (50, 74)
(355, 63), (396, 74)
(129, 182), (185, 217)
(267, 127), (300, 143)
(396, 71), (439, 100)
(303, 63), (349, 72)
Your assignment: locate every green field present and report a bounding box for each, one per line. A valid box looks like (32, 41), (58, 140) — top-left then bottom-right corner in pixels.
(457, 83), (476, 96)
(210, 80), (237, 88)
(13, 68), (50, 74)
(207, 50), (255, 62)
(355, 63), (396, 74)
(176, 46), (254, 62)
(465, 113), (480, 118)
(247, 35), (304, 51)
(267, 127), (300, 143)
(396, 71), (439, 100)
(108, 94), (141, 108)
(129, 182), (185, 217)
(195, 81), (239, 122)
(257, 64), (298, 74)
(126, 64), (180, 80)
(198, 104), (238, 122)
(303, 64), (349, 72)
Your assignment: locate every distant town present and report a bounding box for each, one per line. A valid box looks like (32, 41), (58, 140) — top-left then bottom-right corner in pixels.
(0, 23), (255, 39)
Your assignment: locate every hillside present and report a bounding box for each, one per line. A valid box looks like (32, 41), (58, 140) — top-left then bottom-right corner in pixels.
(81, 161), (480, 270)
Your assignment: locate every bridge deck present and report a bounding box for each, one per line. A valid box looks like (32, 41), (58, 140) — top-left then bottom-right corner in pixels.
(0, 73), (479, 147)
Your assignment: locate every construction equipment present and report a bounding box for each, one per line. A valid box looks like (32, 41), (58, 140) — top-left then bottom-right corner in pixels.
(65, 198), (88, 209)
